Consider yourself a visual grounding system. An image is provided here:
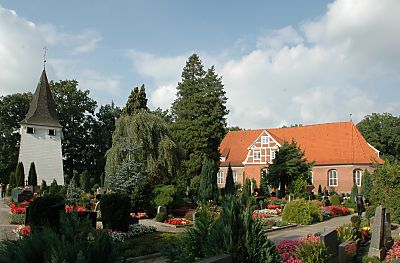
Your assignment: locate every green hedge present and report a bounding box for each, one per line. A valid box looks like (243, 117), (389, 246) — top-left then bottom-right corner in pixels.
(282, 199), (322, 225)
(101, 193), (130, 232)
(330, 195), (341, 206)
(28, 194), (65, 232)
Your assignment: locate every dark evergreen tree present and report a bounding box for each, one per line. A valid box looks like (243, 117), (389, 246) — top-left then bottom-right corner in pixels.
(123, 84), (148, 115)
(172, 54), (228, 184)
(224, 164), (235, 196)
(268, 140), (312, 197)
(318, 184), (323, 195)
(240, 178), (253, 205)
(49, 179), (59, 195)
(361, 169), (373, 200)
(259, 170), (270, 197)
(198, 158), (218, 202)
(9, 172), (16, 190)
(28, 162), (37, 186)
(350, 176), (359, 202)
(15, 162), (25, 187)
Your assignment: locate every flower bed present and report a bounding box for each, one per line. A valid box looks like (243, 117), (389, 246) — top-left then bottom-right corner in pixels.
(276, 239), (302, 263)
(164, 218), (191, 225)
(108, 224), (157, 242)
(130, 212), (148, 219)
(386, 240), (400, 261)
(65, 205), (86, 213)
(253, 208), (281, 216)
(320, 206), (350, 217)
(13, 225), (31, 239)
(9, 201), (28, 214)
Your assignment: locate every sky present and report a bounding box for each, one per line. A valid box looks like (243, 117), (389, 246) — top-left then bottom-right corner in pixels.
(0, 0), (400, 129)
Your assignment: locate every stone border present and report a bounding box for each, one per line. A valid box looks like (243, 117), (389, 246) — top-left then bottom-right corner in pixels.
(156, 221), (193, 228)
(264, 223), (297, 233)
(125, 253), (163, 262)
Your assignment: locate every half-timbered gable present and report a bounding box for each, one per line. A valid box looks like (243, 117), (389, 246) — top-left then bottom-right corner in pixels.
(243, 130), (280, 165)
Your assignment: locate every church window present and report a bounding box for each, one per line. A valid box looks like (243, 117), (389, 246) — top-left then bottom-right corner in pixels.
(217, 171), (224, 184)
(328, 169), (338, 186)
(253, 150), (261, 160)
(27, 127), (34, 134)
(261, 136), (269, 144)
(48, 129), (56, 136)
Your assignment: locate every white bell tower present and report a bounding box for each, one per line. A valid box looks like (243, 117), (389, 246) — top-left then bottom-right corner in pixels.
(18, 69), (64, 185)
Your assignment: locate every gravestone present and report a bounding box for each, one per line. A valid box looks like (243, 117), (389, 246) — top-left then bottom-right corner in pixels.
(368, 205), (386, 260)
(157, 205), (167, 215)
(320, 229), (338, 263)
(192, 211), (197, 222)
(384, 212), (393, 249)
(339, 241), (357, 263)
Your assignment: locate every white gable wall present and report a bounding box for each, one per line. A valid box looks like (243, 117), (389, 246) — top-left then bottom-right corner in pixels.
(18, 124), (64, 185)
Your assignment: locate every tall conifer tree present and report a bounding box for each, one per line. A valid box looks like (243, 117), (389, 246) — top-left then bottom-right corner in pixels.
(28, 162), (38, 186)
(172, 54), (228, 183)
(198, 158), (218, 202)
(123, 84), (148, 115)
(225, 164), (235, 195)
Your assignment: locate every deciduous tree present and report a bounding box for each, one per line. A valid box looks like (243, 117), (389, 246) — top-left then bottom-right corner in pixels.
(268, 140), (312, 197)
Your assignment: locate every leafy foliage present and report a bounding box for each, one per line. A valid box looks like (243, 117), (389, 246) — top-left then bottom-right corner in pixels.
(49, 179), (59, 195)
(171, 54), (228, 183)
(123, 85), (148, 115)
(8, 172), (16, 192)
(369, 160), (400, 223)
(163, 197), (282, 263)
(357, 113), (400, 161)
(28, 162), (37, 186)
(282, 199), (322, 225)
(259, 170), (270, 197)
(0, 93), (31, 183)
(130, 179), (155, 215)
(0, 213), (117, 263)
(361, 169), (373, 200)
(268, 140), (312, 197)
(198, 158), (218, 202)
(350, 176), (358, 202)
(154, 185), (176, 207)
(330, 195), (341, 206)
(224, 164), (235, 196)
(66, 178), (81, 206)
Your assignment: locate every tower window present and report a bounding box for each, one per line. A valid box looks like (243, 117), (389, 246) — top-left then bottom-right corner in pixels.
(27, 127), (34, 134)
(48, 129), (56, 136)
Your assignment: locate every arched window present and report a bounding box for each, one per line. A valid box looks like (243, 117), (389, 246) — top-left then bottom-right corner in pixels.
(328, 170), (338, 186)
(354, 169), (362, 187)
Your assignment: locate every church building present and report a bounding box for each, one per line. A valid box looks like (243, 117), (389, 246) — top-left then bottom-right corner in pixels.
(218, 122), (383, 193)
(18, 70), (64, 185)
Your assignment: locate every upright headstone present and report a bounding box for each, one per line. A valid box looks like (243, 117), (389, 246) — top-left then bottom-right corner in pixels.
(368, 205), (386, 260)
(157, 205), (167, 215)
(320, 230), (338, 263)
(384, 212), (393, 248)
(339, 241), (357, 263)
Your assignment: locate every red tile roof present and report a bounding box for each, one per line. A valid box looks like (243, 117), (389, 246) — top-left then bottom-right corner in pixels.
(220, 122), (383, 167)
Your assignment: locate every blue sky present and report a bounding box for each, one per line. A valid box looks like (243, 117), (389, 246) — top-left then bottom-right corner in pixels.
(1, 0), (399, 128)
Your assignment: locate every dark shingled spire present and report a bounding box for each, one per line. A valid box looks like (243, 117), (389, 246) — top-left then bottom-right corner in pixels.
(20, 70), (62, 127)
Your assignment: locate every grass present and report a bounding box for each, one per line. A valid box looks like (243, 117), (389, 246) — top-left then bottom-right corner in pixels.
(117, 232), (181, 259)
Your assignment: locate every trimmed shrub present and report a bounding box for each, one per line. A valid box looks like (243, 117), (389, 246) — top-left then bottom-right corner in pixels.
(153, 185), (176, 207)
(155, 212), (167, 222)
(366, 205), (378, 219)
(350, 215), (361, 228)
(322, 198), (331, 207)
(100, 193), (130, 232)
(282, 199), (322, 225)
(9, 214), (25, 224)
(49, 179), (59, 195)
(28, 162), (37, 187)
(28, 194), (65, 232)
(330, 195), (341, 206)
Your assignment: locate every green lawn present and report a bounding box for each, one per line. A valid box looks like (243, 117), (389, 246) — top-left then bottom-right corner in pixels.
(118, 232), (181, 259)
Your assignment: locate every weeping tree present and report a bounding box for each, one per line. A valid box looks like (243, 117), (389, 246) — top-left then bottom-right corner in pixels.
(105, 110), (180, 188)
(361, 169), (373, 200)
(28, 162), (37, 186)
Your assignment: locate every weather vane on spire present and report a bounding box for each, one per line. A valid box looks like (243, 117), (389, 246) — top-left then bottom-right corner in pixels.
(43, 47), (48, 69)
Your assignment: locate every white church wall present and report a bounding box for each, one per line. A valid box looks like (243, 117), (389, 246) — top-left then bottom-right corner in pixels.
(18, 124), (64, 185)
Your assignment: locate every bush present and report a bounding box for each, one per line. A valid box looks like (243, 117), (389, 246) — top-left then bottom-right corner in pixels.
(28, 194), (65, 232)
(366, 205), (377, 219)
(155, 212), (167, 222)
(0, 213), (118, 263)
(330, 195), (341, 206)
(9, 214), (25, 224)
(350, 215), (361, 228)
(322, 198), (331, 207)
(386, 241), (400, 262)
(153, 185), (176, 207)
(337, 224), (359, 243)
(101, 193), (130, 232)
(282, 199), (322, 225)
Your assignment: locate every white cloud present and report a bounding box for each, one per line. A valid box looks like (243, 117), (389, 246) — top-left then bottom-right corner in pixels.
(126, 0), (400, 129)
(38, 24), (102, 54)
(149, 85), (177, 109)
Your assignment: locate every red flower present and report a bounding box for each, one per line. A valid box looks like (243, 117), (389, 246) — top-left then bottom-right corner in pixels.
(164, 218), (191, 225)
